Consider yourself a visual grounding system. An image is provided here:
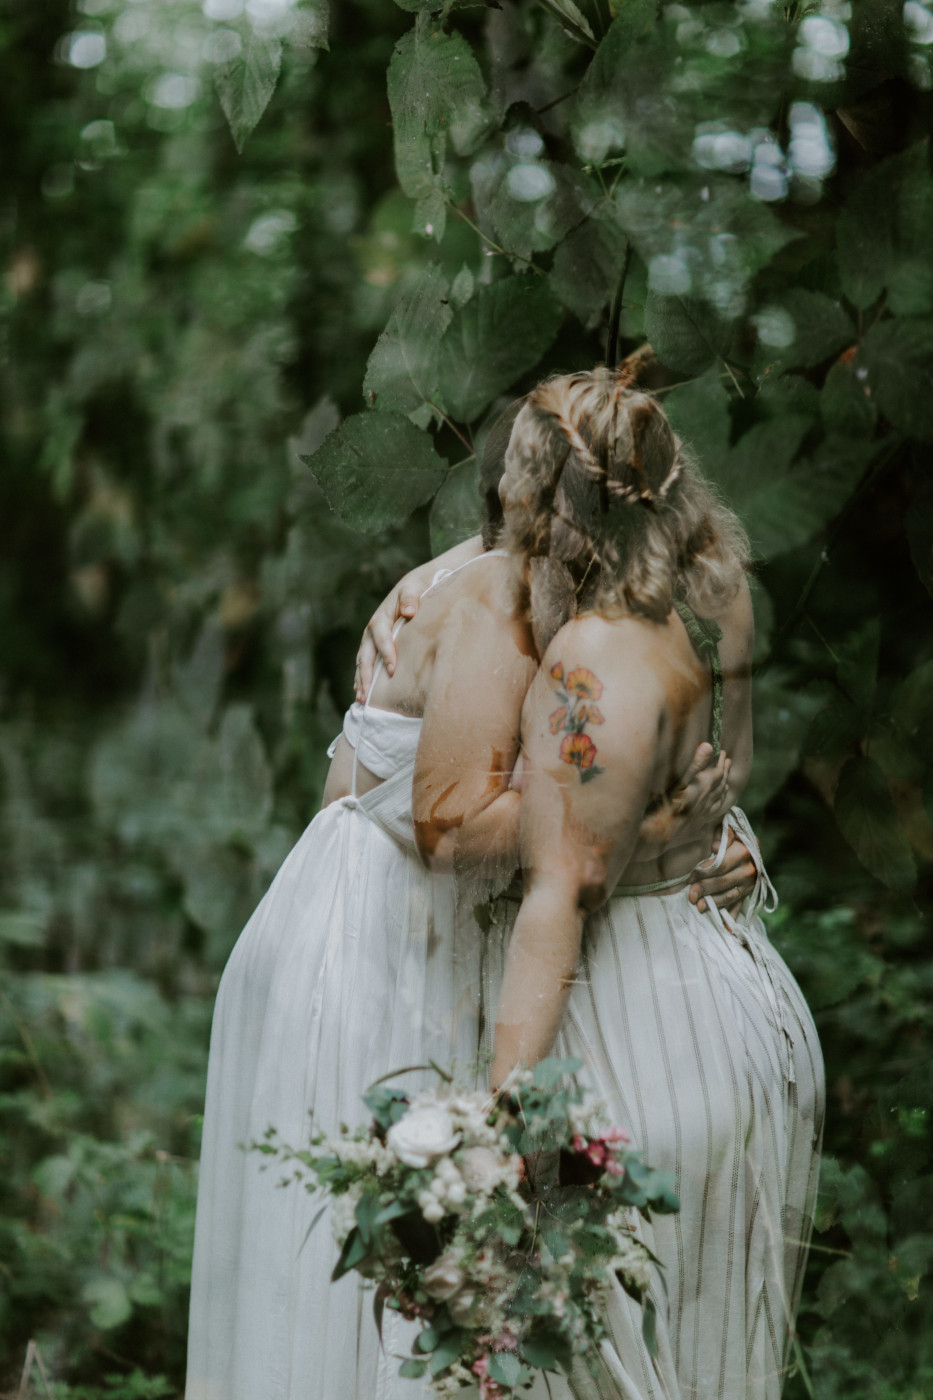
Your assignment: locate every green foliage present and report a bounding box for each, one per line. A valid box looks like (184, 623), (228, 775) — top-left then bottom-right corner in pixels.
(2, 0), (932, 1389)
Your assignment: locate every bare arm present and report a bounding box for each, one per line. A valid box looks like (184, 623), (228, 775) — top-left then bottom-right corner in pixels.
(412, 582), (535, 878)
(355, 536), (484, 700)
(491, 629), (662, 1085)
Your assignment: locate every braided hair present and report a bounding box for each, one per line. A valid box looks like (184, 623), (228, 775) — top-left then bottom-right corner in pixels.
(501, 368), (749, 625)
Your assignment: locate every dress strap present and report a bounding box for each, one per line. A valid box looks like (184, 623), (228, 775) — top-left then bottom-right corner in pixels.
(673, 598), (723, 756)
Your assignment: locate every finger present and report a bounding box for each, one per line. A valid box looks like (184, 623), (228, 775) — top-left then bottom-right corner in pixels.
(676, 742), (714, 792)
(370, 612), (400, 676)
(693, 861), (756, 898)
(397, 586), (420, 619)
(357, 635), (377, 699)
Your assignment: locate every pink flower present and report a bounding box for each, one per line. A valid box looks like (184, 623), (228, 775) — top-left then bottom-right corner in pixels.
(472, 1358), (489, 1378)
(601, 1126), (630, 1144)
(605, 1158), (624, 1177)
(572, 1134), (588, 1153)
(587, 1141), (607, 1167)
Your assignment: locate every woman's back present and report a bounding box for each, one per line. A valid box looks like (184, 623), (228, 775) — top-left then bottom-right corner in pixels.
(322, 551), (534, 810)
(517, 574), (754, 900)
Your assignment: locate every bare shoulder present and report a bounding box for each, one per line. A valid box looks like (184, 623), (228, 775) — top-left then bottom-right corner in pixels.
(542, 613), (669, 704)
(528, 614), (668, 761)
(711, 574), (755, 671)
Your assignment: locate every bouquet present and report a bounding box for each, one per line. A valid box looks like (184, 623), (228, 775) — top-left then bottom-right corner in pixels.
(257, 1058), (679, 1397)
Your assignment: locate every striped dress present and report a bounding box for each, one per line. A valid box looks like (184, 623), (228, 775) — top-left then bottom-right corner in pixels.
(478, 808), (825, 1400)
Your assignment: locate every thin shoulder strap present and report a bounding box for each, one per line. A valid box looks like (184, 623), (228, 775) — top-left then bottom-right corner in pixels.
(673, 598), (724, 756)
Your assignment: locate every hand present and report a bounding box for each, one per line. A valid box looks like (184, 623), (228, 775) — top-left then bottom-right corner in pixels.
(354, 574), (424, 702)
(689, 828), (757, 916)
(638, 742), (732, 849)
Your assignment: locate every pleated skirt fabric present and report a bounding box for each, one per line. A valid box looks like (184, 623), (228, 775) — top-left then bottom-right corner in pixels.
(474, 883), (825, 1400)
(186, 787), (823, 1400)
(185, 786), (486, 1400)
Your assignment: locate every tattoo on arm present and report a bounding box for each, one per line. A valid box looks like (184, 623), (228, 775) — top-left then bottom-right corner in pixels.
(548, 663), (606, 784)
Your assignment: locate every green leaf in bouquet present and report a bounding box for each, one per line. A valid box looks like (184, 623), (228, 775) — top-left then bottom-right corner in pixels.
(362, 1083), (410, 1130)
(543, 1224), (571, 1260)
(332, 1226), (370, 1281)
(488, 1352), (533, 1387)
(415, 1324), (440, 1352)
(428, 1327), (469, 1374)
(532, 1056), (583, 1091)
(437, 277), (561, 424)
(298, 1203), (329, 1256)
(355, 1191), (384, 1246)
(375, 1199), (412, 1226)
(522, 1324), (574, 1374)
(303, 411), (447, 533)
(642, 1295), (659, 1357)
(398, 1358), (428, 1379)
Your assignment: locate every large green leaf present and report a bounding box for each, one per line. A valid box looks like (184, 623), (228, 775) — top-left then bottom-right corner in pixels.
(550, 211), (629, 321)
(821, 359), (877, 439)
(438, 276), (560, 423)
(429, 457), (482, 555)
(858, 318), (933, 442)
(363, 264), (451, 416)
(644, 294), (731, 375)
(303, 411), (447, 531)
(569, 0), (662, 166)
(837, 144), (933, 314)
(215, 35), (282, 153)
(834, 755), (917, 893)
(618, 175), (794, 308)
(472, 157), (596, 263)
(735, 437), (878, 561)
(756, 289), (854, 373)
(744, 671), (822, 813)
(663, 369), (730, 465)
(387, 23), (491, 239)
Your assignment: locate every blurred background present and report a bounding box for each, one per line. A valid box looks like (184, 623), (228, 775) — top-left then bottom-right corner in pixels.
(2, 0), (932, 1394)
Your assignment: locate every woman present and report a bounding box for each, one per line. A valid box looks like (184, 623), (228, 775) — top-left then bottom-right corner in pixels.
(184, 435), (744, 1399)
(483, 371), (825, 1399)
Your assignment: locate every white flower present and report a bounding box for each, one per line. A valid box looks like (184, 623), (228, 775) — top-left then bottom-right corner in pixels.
(387, 1104), (460, 1169)
(422, 1199), (445, 1224)
(422, 1250), (466, 1300)
(458, 1145), (502, 1193)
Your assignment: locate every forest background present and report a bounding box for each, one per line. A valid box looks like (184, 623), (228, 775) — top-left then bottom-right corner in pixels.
(2, 0), (933, 1393)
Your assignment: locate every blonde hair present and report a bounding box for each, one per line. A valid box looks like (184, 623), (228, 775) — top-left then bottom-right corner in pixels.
(502, 368), (750, 623)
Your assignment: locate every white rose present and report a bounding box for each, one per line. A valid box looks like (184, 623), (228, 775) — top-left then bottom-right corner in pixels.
(458, 1145), (502, 1193)
(422, 1250), (466, 1300)
(387, 1105), (460, 1169)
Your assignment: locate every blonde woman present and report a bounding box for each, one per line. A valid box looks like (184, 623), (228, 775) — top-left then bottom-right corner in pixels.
(480, 371), (824, 1400)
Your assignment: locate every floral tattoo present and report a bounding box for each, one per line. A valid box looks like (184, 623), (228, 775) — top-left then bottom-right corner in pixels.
(548, 663), (606, 784)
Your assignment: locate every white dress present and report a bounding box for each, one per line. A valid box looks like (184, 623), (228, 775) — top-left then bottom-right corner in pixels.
(186, 561), (824, 1400)
(185, 575), (492, 1400)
